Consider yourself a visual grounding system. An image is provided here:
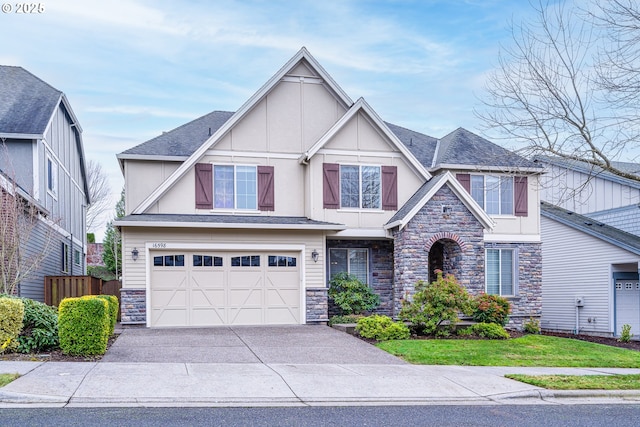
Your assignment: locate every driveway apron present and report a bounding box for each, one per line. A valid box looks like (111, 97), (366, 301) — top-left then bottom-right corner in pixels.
(101, 325), (406, 364)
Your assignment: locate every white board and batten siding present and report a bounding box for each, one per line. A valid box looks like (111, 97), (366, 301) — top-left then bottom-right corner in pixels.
(541, 216), (640, 335)
(540, 165), (640, 215)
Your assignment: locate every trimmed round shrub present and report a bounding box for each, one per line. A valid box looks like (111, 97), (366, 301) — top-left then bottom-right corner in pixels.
(472, 293), (511, 326)
(470, 322), (510, 339)
(328, 272), (380, 315)
(398, 272), (474, 335)
(356, 315), (410, 341)
(58, 296), (110, 356)
(523, 317), (541, 334)
(17, 298), (59, 353)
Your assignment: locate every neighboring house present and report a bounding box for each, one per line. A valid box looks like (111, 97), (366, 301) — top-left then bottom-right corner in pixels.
(0, 65), (90, 301)
(115, 48), (543, 327)
(537, 156), (640, 336)
(87, 243), (105, 267)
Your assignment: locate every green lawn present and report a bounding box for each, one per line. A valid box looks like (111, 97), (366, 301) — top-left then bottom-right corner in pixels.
(376, 334), (640, 367)
(0, 373), (19, 387)
(506, 374), (640, 390)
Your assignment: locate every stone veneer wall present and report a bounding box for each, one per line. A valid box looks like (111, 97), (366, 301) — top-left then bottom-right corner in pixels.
(326, 239), (395, 317)
(496, 242), (543, 328)
(306, 288), (329, 323)
(393, 185), (485, 315)
(120, 289), (146, 324)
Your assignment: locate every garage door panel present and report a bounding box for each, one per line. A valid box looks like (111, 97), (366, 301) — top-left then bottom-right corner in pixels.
(150, 250), (301, 327)
(191, 308), (226, 326)
(267, 307), (299, 324)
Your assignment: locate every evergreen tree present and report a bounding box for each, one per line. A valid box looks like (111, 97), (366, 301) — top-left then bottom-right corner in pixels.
(102, 189), (124, 277)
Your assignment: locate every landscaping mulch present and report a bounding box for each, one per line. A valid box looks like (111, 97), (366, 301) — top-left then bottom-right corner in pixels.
(541, 331), (640, 351)
(0, 333), (120, 362)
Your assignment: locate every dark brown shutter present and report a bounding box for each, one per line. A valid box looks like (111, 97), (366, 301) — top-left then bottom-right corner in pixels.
(514, 176), (528, 217)
(257, 165), (275, 211)
(456, 173), (470, 193)
(381, 165), (398, 210)
(195, 163), (213, 209)
(323, 163), (340, 209)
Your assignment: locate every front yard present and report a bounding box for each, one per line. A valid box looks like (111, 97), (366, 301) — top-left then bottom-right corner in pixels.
(376, 334), (640, 368)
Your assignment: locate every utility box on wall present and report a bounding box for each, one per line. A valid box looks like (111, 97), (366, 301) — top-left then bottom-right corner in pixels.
(575, 296), (584, 307)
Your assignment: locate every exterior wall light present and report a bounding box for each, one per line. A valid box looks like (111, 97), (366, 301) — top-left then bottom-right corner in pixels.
(131, 248), (139, 261)
(311, 249), (319, 263)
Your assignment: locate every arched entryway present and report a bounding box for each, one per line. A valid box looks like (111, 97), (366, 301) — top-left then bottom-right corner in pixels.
(428, 238), (463, 283)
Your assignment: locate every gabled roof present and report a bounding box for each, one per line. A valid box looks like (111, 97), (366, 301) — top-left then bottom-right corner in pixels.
(300, 98), (431, 180)
(385, 122), (438, 167)
(0, 66), (62, 137)
(534, 156), (640, 190)
(117, 111), (234, 165)
(115, 213), (346, 231)
(541, 201), (640, 255)
(433, 128), (541, 172)
(385, 171), (495, 230)
(131, 47), (353, 215)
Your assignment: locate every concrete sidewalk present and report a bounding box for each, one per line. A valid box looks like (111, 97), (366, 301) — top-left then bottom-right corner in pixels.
(2, 325), (640, 408)
(2, 361), (640, 407)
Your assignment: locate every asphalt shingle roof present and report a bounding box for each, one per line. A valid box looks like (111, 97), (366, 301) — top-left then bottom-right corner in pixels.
(541, 201), (640, 255)
(0, 66), (62, 135)
(119, 112), (539, 173)
(435, 128), (540, 169)
(116, 213), (344, 229)
(386, 173), (447, 225)
(119, 111), (234, 157)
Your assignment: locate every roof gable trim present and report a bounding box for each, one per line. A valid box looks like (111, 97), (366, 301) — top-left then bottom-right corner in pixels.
(385, 171), (495, 230)
(132, 47), (353, 215)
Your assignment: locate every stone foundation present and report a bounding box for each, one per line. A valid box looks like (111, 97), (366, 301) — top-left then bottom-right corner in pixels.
(120, 288), (146, 324)
(306, 288), (328, 323)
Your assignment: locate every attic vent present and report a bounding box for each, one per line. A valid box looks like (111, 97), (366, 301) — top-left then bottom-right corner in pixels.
(584, 221), (593, 226)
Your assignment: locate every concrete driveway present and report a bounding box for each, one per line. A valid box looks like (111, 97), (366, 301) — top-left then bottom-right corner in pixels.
(101, 325), (406, 364)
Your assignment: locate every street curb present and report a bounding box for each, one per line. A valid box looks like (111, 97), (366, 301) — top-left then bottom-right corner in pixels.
(493, 389), (640, 401)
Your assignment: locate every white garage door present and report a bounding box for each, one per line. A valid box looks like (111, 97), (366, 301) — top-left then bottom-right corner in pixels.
(615, 279), (640, 337)
(150, 251), (301, 327)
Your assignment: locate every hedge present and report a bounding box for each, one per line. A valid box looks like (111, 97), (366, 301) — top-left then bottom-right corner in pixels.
(58, 296), (110, 356)
(0, 297), (24, 353)
(95, 295), (118, 335)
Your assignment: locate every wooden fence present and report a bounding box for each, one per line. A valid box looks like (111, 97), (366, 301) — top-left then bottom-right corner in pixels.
(44, 276), (122, 320)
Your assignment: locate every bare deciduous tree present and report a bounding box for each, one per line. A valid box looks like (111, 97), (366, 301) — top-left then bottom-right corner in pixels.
(85, 159), (111, 233)
(477, 0), (640, 183)
(0, 176), (56, 295)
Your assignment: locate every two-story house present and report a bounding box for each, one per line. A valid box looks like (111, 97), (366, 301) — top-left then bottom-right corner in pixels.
(115, 48), (543, 328)
(537, 156), (640, 337)
(0, 65), (90, 301)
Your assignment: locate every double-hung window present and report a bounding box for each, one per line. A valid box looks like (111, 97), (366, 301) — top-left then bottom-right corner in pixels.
(329, 248), (369, 284)
(486, 248), (515, 296)
(340, 165), (381, 209)
(214, 165), (257, 210)
(46, 155), (58, 197)
(471, 175), (513, 215)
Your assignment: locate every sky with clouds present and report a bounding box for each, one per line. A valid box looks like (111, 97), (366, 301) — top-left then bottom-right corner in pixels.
(1, 0), (544, 239)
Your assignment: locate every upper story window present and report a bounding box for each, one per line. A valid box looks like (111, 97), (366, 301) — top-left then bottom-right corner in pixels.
(214, 165), (257, 210)
(340, 165), (381, 209)
(195, 163), (274, 211)
(471, 175), (513, 215)
(46, 155), (58, 197)
(323, 163), (397, 211)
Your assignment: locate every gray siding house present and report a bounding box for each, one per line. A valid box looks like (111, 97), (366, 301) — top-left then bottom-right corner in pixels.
(537, 157), (640, 337)
(0, 65), (90, 301)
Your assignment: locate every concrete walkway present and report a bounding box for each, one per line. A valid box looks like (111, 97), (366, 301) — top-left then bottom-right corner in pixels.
(1, 325), (640, 408)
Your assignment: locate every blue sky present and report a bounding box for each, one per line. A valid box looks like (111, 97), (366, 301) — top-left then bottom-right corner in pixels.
(0, 0), (540, 239)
